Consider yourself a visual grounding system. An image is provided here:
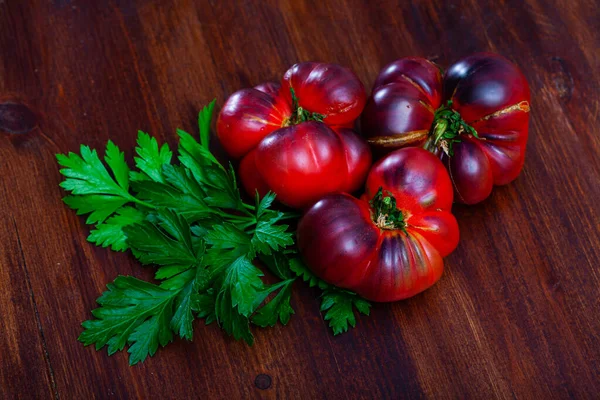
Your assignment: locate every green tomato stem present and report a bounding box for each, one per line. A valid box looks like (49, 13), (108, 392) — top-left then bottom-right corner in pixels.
(423, 100), (478, 156)
(369, 187), (407, 232)
(289, 88), (325, 124)
(432, 119), (449, 146)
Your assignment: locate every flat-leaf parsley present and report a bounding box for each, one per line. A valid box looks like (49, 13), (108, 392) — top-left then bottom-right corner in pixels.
(58, 100), (371, 365)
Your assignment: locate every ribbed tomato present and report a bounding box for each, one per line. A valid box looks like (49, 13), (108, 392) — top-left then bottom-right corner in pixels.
(361, 53), (531, 204)
(217, 62), (371, 208)
(297, 148), (459, 302)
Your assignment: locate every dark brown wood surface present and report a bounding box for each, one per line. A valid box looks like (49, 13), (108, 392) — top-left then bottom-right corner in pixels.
(1, 0), (599, 398)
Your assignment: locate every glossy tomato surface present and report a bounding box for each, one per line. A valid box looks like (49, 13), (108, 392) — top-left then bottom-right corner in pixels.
(217, 62), (370, 208)
(361, 53), (531, 204)
(297, 148), (459, 302)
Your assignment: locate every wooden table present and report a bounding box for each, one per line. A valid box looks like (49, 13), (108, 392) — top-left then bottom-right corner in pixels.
(2, 0), (599, 398)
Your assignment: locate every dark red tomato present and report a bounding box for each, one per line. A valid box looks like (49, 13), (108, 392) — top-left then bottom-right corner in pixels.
(361, 53), (531, 204)
(217, 62), (371, 208)
(297, 148), (459, 302)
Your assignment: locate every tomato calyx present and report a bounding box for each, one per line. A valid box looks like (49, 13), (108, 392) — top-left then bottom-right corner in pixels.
(284, 87), (326, 126)
(369, 187), (407, 232)
(423, 100), (480, 156)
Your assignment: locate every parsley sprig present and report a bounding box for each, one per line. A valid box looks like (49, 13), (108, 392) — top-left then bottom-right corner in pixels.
(58, 100), (371, 365)
(289, 258), (371, 335)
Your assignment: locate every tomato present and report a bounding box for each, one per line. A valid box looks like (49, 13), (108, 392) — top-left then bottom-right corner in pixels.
(217, 62), (371, 208)
(361, 53), (531, 204)
(297, 147), (459, 302)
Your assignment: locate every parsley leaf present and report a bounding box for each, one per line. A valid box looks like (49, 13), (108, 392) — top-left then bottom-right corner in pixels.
(290, 257), (329, 290)
(124, 209), (199, 268)
(178, 129), (220, 178)
(169, 268), (206, 340)
(106, 210), (209, 349)
(88, 207), (145, 251)
(104, 141), (130, 191)
(131, 180), (211, 222)
(215, 288), (254, 344)
(251, 220), (294, 256)
(255, 191), (276, 221)
(252, 279), (295, 327)
(204, 223), (253, 272)
(198, 99), (216, 150)
(258, 251), (295, 280)
(124, 208), (210, 307)
(216, 255), (264, 318)
(193, 288), (217, 325)
(203, 163), (245, 210)
(177, 130), (246, 212)
(190, 216), (224, 238)
(130, 131), (173, 183)
(78, 276), (177, 366)
(289, 257), (371, 335)
(58, 142), (130, 197)
(162, 164), (205, 201)
(320, 288), (371, 335)
(205, 223), (251, 254)
(131, 161), (218, 223)
(58, 142), (136, 223)
(63, 195), (129, 225)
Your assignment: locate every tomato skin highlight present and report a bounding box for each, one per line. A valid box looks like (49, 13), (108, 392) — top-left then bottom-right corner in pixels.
(443, 53), (530, 122)
(255, 121), (348, 209)
(217, 63), (370, 208)
(371, 57), (443, 106)
(239, 149), (271, 199)
(442, 138), (494, 205)
(361, 53), (530, 204)
(363, 147), (454, 212)
(361, 58), (442, 150)
(279, 62), (367, 126)
(333, 127), (373, 193)
(297, 148), (459, 302)
(217, 87), (291, 159)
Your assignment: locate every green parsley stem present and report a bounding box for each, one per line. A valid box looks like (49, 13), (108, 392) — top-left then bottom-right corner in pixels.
(240, 207), (255, 218)
(127, 195), (158, 210)
(277, 212), (302, 220)
(214, 210), (255, 221)
(240, 221), (257, 230)
(125, 193), (254, 222)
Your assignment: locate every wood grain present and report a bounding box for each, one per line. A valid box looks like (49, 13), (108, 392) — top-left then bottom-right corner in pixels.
(1, 0), (599, 398)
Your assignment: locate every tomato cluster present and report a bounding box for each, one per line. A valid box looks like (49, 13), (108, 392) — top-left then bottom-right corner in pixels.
(217, 62), (371, 209)
(298, 148), (459, 301)
(217, 54), (530, 302)
(361, 53), (531, 204)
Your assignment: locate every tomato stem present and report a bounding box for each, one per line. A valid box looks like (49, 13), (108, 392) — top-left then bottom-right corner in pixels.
(288, 87), (326, 124)
(423, 100), (479, 156)
(369, 187), (407, 232)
